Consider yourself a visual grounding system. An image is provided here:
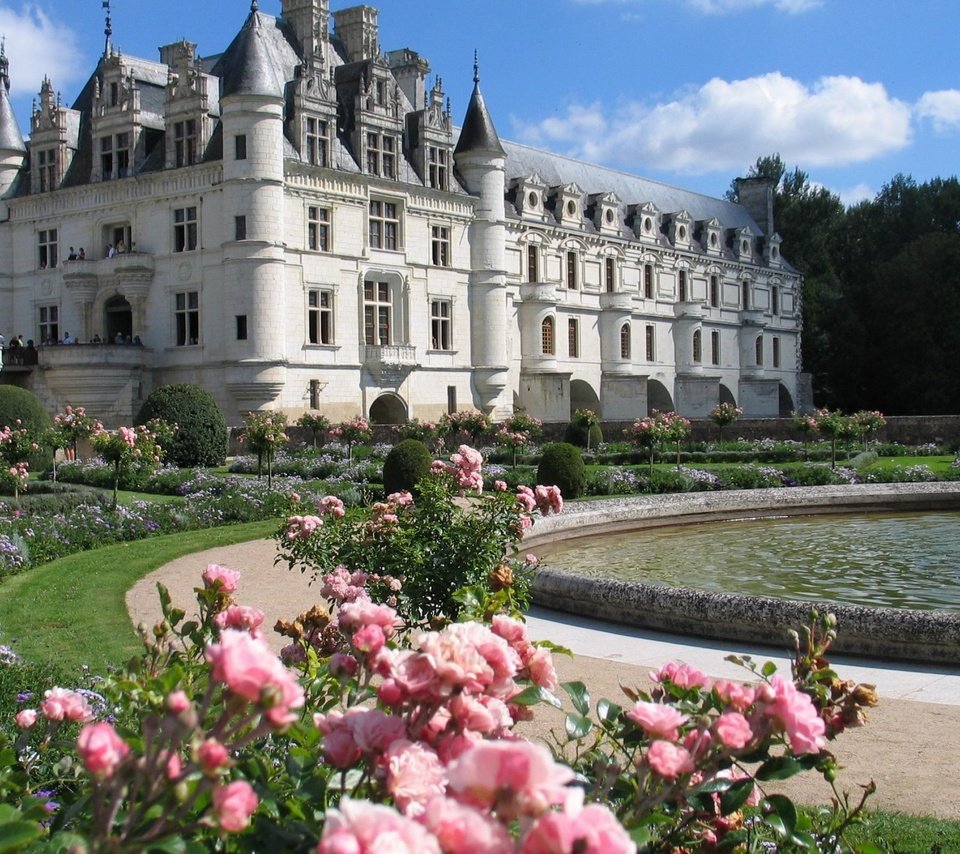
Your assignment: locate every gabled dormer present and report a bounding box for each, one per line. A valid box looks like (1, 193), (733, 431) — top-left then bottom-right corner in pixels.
(731, 226), (754, 262)
(631, 201), (660, 242)
(510, 173), (549, 221)
(404, 74), (454, 191)
(287, 27), (337, 169)
(161, 40), (218, 170)
(764, 232), (784, 268)
(29, 77), (80, 193)
(667, 210), (693, 248)
(698, 216), (723, 256)
(549, 182), (584, 229)
(587, 191), (622, 235)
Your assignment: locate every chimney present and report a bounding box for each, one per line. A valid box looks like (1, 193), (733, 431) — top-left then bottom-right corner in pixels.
(735, 176), (775, 237)
(333, 5), (379, 63)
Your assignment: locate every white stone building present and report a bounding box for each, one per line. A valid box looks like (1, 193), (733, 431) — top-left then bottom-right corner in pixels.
(0, 1), (806, 426)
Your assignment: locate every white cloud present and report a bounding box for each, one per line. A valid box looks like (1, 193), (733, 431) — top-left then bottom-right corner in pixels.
(512, 72), (913, 175)
(571, 0), (823, 13)
(0, 4), (85, 98)
(915, 90), (960, 132)
(835, 182), (874, 207)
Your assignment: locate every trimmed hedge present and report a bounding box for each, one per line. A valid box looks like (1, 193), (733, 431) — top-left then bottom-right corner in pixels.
(382, 439), (433, 496)
(136, 384), (227, 468)
(537, 442), (586, 499)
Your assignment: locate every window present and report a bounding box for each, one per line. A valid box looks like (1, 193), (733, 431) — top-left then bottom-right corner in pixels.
(742, 281), (751, 310)
(568, 318), (579, 358)
(175, 291), (200, 346)
(692, 329), (702, 363)
(366, 132), (396, 178)
(604, 257), (616, 293)
(38, 148), (57, 192)
(39, 305), (59, 344)
(447, 386), (457, 414)
(428, 146), (448, 190)
(527, 245), (539, 283)
(369, 200), (400, 250)
(235, 134), (247, 160)
(38, 228), (58, 269)
(174, 119), (198, 167)
(678, 269), (688, 302)
(308, 289), (334, 345)
(620, 322), (631, 359)
(645, 324), (655, 361)
(711, 330), (720, 365)
(174, 206), (198, 252)
(235, 216), (247, 241)
(541, 316), (555, 355)
(305, 117), (328, 167)
(644, 264), (654, 299)
(565, 251), (578, 290)
(431, 226), (450, 267)
(109, 81), (120, 107)
(236, 315), (247, 340)
(773, 336), (781, 368)
(308, 207), (330, 252)
(431, 299), (452, 350)
(771, 286), (780, 316)
(363, 280), (391, 345)
(710, 275), (719, 308)
(755, 335), (764, 366)
(100, 133), (130, 180)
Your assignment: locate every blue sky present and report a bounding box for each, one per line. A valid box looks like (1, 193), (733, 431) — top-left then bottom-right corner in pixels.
(1, 0), (958, 205)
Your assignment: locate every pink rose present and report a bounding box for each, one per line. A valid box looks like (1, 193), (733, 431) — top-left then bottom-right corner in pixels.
(202, 564), (240, 593)
(215, 605), (266, 638)
(527, 647), (559, 691)
(521, 799), (634, 853)
(41, 687), (92, 722)
(318, 798), (441, 853)
(715, 711), (754, 750)
(650, 661), (713, 691)
(420, 796), (513, 853)
(763, 674), (826, 754)
(212, 780), (258, 833)
(351, 624), (386, 655)
(166, 690), (192, 715)
(627, 701), (688, 741)
(77, 722), (129, 777)
(198, 738), (230, 772)
(15, 709), (38, 729)
(714, 679), (757, 711)
(385, 740), (447, 816)
(645, 740), (695, 779)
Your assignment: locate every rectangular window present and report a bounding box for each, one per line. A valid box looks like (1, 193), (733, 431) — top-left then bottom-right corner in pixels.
(175, 291), (200, 346)
(645, 324), (655, 361)
(109, 81), (120, 107)
(692, 330), (702, 363)
(39, 305), (59, 345)
(568, 318), (579, 358)
(38, 148), (57, 192)
(604, 257), (616, 293)
(235, 215), (246, 241)
(308, 206), (330, 252)
(116, 133), (130, 178)
(710, 275), (719, 308)
(756, 335), (764, 366)
(305, 117), (328, 167)
(566, 251), (578, 290)
(100, 135), (113, 180)
(447, 385), (457, 414)
(431, 299), (452, 350)
(235, 134), (247, 160)
(174, 206), (198, 252)
(428, 146), (448, 190)
(366, 133), (396, 178)
(369, 200), (399, 250)
(236, 315), (247, 341)
(527, 245), (538, 283)
(38, 228), (58, 269)
(742, 281), (751, 310)
(678, 270), (688, 302)
(363, 280), (391, 345)
(174, 119), (198, 168)
(711, 330), (720, 365)
(431, 226), (450, 267)
(541, 318), (555, 356)
(772, 286), (780, 316)
(382, 135), (395, 180)
(773, 336), (781, 368)
(644, 264), (654, 299)
(308, 289), (334, 345)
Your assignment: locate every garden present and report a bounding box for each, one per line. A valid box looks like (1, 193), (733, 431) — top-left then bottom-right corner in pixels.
(0, 383), (958, 851)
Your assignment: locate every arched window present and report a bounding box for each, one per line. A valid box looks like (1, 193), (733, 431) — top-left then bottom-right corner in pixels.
(755, 334), (764, 366)
(541, 316), (555, 355)
(692, 329), (702, 363)
(620, 322), (631, 359)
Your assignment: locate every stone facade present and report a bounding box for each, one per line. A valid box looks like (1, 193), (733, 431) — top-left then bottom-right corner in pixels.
(0, 1), (805, 426)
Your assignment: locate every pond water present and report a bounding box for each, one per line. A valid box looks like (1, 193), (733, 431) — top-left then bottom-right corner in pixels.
(536, 511), (960, 611)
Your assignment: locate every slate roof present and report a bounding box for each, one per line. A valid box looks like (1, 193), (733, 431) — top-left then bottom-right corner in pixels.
(0, 86), (25, 152)
(454, 81), (505, 159)
(214, 10), (298, 99)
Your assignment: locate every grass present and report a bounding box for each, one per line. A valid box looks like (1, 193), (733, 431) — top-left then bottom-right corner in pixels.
(845, 809), (960, 852)
(0, 519), (278, 672)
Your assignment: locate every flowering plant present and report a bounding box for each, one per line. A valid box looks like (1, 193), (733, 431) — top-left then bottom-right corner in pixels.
(240, 411), (289, 485)
(328, 416), (372, 461)
(850, 410), (886, 451)
(437, 410), (492, 446)
(709, 402), (744, 443)
(627, 410), (690, 470)
(394, 418), (439, 445)
(812, 408), (858, 468)
(297, 412), (331, 448)
(0, 422), (38, 505)
(90, 424), (163, 508)
(50, 404), (101, 463)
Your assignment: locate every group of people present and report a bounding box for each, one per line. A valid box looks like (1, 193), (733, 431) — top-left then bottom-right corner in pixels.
(66, 247), (87, 261)
(0, 333), (38, 365)
(105, 239), (126, 257)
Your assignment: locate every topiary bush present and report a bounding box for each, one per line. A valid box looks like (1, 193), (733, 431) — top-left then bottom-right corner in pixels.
(382, 439), (433, 496)
(563, 418), (603, 450)
(135, 384), (227, 468)
(0, 385), (51, 435)
(537, 442), (586, 499)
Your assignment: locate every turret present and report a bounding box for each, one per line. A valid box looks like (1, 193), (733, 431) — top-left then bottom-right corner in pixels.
(0, 41), (27, 199)
(454, 60), (509, 415)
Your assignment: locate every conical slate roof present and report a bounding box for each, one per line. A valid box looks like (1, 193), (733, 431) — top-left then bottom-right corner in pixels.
(0, 87), (25, 153)
(216, 10), (288, 99)
(454, 79), (504, 158)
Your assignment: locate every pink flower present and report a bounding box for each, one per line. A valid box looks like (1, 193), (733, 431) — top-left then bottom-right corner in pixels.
(521, 797), (635, 853)
(202, 564), (240, 593)
(515, 485), (537, 513)
(763, 674), (826, 754)
(212, 780), (258, 833)
(645, 740), (695, 779)
(714, 711), (754, 750)
(352, 624), (386, 655)
(119, 426), (137, 447)
(447, 740), (573, 820)
(198, 738), (230, 772)
(650, 661), (713, 691)
(77, 722), (129, 777)
(339, 600), (401, 639)
(385, 740), (447, 816)
(420, 796), (513, 853)
(318, 798), (441, 853)
(215, 605), (266, 638)
(319, 495), (346, 517)
(534, 484), (563, 515)
(41, 687), (93, 722)
(527, 647), (559, 691)
(626, 701), (687, 741)
(15, 709), (38, 729)
(494, 480), (508, 492)
(714, 680), (757, 711)
(166, 690), (192, 715)
(165, 751), (183, 780)
(415, 622), (520, 698)
(286, 514), (324, 539)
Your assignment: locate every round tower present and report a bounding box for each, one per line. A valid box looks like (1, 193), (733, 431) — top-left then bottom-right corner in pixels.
(218, 5), (288, 411)
(0, 42), (27, 201)
(453, 62), (509, 416)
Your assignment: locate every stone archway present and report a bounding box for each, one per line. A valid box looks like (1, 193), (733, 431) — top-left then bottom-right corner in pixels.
(647, 379), (675, 414)
(778, 383), (795, 417)
(569, 379), (601, 418)
(369, 393), (408, 425)
(719, 383), (737, 407)
(104, 295), (133, 344)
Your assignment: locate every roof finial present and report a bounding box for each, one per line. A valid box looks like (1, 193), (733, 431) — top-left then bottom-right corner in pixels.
(102, 0), (113, 57)
(0, 35), (8, 93)
(473, 50), (479, 84)
(251, 0), (259, 10)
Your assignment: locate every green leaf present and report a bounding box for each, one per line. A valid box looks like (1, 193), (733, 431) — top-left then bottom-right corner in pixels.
(0, 819), (44, 852)
(510, 685), (562, 708)
(596, 699), (622, 723)
(756, 756), (804, 781)
(761, 660), (778, 677)
(564, 713), (593, 740)
(763, 794), (798, 839)
(561, 681), (590, 716)
(853, 844), (886, 854)
(719, 778), (756, 815)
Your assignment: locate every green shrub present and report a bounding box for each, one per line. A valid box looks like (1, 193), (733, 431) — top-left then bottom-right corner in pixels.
(789, 463), (846, 486)
(537, 442), (586, 499)
(382, 439), (433, 495)
(563, 419), (603, 450)
(136, 384), (227, 468)
(0, 386), (52, 471)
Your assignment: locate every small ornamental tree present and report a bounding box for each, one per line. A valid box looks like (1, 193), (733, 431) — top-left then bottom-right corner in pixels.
(662, 410), (692, 468)
(792, 410), (820, 460)
(813, 408), (856, 468)
(564, 408), (602, 452)
(393, 418), (438, 447)
(328, 416), (372, 461)
(297, 412), (331, 449)
(438, 409), (492, 447)
(851, 409), (886, 451)
(52, 404), (100, 461)
(241, 411), (288, 487)
(0, 422), (38, 506)
(708, 402), (743, 444)
(627, 411), (691, 470)
(90, 424), (164, 508)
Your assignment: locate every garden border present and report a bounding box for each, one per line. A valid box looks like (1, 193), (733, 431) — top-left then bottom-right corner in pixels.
(525, 483), (960, 665)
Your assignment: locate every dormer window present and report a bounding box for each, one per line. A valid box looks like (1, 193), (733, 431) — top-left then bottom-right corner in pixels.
(741, 239), (750, 254)
(173, 119), (198, 168)
(428, 146), (448, 190)
(678, 225), (687, 240)
(566, 200), (576, 216)
(110, 81), (120, 107)
(605, 209), (615, 225)
(305, 118), (328, 167)
(100, 133), (130, 181)
(528, 192), (538, 208)
(366, 132), (396, 179)
(37, 148), (58, 192)
(375, 79), (387, 107)
(710, 233), (718, 248)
